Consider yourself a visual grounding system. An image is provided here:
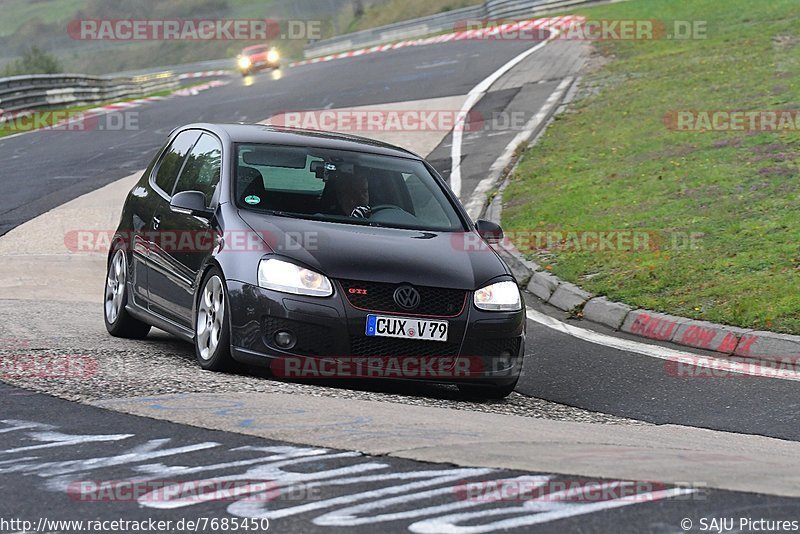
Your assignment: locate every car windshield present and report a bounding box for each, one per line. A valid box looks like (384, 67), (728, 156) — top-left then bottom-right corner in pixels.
(234, 143), (465, 232)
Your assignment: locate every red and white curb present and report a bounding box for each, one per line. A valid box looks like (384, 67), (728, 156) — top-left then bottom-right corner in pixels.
(94, 95), (167, 112)
(56, 80), (231, 123)
(518, 230), (800, 363)
(172, 79), (230, 96)
(177, 70), (232, 80)
(51, 80), (231, 127)
(290, 15), (586, 68)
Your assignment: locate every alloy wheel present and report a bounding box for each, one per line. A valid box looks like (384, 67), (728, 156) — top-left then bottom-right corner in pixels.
(197, 275), (225, 361)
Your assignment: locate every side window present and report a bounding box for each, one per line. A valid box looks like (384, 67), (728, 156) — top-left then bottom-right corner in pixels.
(153, 131), (200, 196)
(173, 134), (223, 207)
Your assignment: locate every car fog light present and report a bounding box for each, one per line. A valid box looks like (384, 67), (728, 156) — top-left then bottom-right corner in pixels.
(274, 330), (296, 349)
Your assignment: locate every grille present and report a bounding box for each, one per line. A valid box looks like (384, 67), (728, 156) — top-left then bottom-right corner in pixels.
(263, 316), (334, 357)
(348, 335), (461, 359)
(339, 280), (467, 317)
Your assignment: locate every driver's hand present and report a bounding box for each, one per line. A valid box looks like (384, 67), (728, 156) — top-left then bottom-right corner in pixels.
(350, 205), (372, 218)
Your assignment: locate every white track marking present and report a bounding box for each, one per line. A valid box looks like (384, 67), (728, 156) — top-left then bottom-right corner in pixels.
(526, 307), (800, 382)
(464, 76), (573, 219)
(450, 18), (563, 198)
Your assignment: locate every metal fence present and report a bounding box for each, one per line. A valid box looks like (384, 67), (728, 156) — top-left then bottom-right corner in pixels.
(0, 72), (178, 119)
(304, 0), (614, 58)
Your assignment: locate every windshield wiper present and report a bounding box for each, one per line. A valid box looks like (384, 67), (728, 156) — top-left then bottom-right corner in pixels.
(256, 209), (428, 231)
(265, 210), (307, 220)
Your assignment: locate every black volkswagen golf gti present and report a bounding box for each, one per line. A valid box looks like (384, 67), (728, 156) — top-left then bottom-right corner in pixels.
(105, 123), (525, 398)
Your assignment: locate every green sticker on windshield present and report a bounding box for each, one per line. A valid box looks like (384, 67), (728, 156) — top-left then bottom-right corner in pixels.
(244, 195), (261, 205)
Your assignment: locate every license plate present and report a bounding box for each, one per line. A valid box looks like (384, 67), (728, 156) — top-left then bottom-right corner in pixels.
(365, 315), (448, 342)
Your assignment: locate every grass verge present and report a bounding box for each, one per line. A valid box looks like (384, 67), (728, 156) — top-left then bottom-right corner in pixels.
(344, 0), (483, 34)
(502, 0), (800, 333)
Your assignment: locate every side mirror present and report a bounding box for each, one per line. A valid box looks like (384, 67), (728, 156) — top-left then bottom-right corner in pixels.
(170, 191), (213, 219)
(475, 219), (504, 244)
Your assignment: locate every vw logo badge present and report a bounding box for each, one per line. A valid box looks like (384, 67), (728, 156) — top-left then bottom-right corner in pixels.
(393, 285), (421, 311)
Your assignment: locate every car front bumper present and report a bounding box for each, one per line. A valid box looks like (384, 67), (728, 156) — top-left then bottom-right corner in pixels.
(227, 281), (525, 386)
(238, 60), (279, 73)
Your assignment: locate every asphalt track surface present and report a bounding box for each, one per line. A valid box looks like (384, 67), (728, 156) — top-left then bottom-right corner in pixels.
(1, 36), (799, 531)
(2, 382), (799, 533)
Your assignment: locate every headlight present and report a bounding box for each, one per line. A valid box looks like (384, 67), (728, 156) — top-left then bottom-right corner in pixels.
(267, 49), (280, 63)
(474, 281), (521, 311)
(238, 56), (252, 69)
(258, 259), (332, 297)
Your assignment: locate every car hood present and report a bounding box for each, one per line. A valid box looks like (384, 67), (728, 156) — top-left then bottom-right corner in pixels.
(238, 210), (510, 290)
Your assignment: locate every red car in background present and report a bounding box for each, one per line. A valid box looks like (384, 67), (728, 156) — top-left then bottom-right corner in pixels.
(236, 45), (280, 76)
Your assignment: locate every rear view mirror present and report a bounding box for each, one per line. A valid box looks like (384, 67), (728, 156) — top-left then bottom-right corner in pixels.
(310, 160), (325, 179)
(170, 191), (213, 219)
(475, 219), (504, 244)
(310, 160), (355, 181)
(242, 146), (307, 168)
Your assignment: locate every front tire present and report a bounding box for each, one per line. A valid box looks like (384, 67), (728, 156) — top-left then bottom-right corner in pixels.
(195, 268), (234, 371)
(104, 248), (151, 339)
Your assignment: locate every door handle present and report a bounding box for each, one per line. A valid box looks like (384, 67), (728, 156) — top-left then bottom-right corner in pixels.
(152, 216), (161, 230)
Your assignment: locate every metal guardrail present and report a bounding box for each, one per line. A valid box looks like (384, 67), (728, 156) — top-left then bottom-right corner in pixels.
(304, 0), (614, 58)
(113, 58), (235, 79)
(0, 72), (179, 119)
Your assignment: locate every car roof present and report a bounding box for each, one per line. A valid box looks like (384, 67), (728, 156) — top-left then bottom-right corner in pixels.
(243, 45), (269, 52)
(179, 123), (423, 160)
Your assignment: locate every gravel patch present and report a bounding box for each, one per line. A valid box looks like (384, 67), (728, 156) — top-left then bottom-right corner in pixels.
(0, 299), (647, 425)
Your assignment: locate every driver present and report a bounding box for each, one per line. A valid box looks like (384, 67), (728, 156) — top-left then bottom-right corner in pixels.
(328, 168), (371, 218)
